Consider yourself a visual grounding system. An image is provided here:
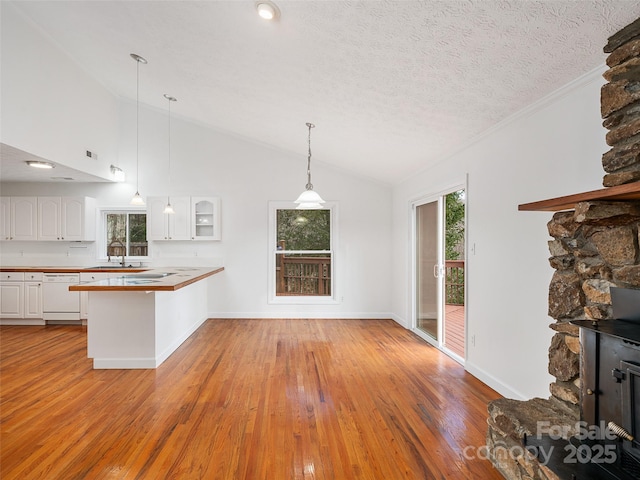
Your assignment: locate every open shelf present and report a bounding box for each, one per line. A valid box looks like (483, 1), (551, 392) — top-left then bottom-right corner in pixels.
(518, 181), (640, 212)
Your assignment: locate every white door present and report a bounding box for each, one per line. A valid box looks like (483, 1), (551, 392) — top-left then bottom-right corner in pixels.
(12, 197), (38, 241)
(168, 197), (191, 240)
(0, 283), (24, 318)
(0, 197), (10, 240)
(146, 196), (169, 240)
(38, 197), (61, 240)
(412, 186), (466, 363)
(61, 197), (84, 240)
(24, 282), (43, 319)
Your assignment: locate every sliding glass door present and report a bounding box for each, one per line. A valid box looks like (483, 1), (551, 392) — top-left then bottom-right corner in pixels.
(413, 188), (466, 363)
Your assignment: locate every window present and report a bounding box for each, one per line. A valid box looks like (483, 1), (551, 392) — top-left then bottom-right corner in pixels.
(269, 203), (336, 304)
(100, 210), (148, 260)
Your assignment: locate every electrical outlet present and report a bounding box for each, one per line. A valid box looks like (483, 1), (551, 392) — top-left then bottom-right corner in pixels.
(471, 334), (476, 347)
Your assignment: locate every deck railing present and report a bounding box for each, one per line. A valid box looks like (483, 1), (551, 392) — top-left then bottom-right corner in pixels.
(445, 260), (464, 305)
(107, 242), (148, 258)
(276, 256), (331, 296)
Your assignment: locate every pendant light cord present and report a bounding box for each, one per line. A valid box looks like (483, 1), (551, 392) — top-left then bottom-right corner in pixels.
(306, 122), (315, 191)
(165, 94), (176, 205)
(136, 58), (140, 193)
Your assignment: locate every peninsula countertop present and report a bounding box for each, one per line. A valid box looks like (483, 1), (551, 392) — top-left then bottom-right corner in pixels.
(69, 267), (224, 292)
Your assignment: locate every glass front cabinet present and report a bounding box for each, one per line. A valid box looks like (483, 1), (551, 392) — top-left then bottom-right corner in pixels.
(191, 197), (221, 240)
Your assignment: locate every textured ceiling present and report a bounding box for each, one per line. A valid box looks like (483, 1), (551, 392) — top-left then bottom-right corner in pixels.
(5, 0), (640, 185)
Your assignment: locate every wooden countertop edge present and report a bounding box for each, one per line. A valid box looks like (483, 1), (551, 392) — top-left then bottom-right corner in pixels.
(0, 267), (147, 273)
(69, 267), (224, 292)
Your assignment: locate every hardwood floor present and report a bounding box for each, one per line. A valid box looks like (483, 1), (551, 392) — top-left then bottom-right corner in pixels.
(1, 319), (503, 479)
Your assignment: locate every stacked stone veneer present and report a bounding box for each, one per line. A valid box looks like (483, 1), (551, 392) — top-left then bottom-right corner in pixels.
(602, 17), (640, 187)
(486, 18), (640, 480)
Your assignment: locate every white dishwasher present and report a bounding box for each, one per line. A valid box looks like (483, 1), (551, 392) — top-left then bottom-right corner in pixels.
(42, 273), (81, 323)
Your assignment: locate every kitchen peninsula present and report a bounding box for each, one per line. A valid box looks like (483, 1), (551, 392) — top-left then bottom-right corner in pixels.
(70, 266), (223, 369)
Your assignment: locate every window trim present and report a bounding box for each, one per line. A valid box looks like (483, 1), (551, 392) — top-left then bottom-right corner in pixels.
(98, 206), (149, 262)
(268, 201), (339, 305)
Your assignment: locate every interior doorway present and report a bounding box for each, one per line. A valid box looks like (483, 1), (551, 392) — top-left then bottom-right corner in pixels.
(413, 187), (466, 363)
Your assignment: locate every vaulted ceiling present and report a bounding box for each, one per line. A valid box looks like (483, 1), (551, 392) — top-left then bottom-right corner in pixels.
(5, 1), (640, 185)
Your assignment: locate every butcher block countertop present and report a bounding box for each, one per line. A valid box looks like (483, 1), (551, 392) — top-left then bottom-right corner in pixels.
(69, 267), (224, 292)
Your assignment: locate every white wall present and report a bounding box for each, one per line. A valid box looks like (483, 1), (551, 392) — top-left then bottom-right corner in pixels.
(391, 70), (609, 400)
(0, 3), (119, 179)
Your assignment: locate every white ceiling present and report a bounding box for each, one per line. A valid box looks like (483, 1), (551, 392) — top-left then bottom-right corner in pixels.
(4, 0), (640, 185)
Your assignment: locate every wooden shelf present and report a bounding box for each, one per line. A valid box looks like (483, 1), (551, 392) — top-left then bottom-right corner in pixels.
(518, 181), (640, 212)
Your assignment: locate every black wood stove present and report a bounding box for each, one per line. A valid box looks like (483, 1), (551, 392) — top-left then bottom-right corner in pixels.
(526, 288), (640, 480)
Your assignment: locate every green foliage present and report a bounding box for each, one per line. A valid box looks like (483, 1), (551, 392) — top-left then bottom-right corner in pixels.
(277, 209), (330, 251)
(445, 190), (465, 260)
(129, 214), (147, 243)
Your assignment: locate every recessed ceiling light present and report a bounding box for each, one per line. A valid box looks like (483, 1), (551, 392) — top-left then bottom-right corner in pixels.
(256, 1), (279, 20)
(25, 160), (55, 169)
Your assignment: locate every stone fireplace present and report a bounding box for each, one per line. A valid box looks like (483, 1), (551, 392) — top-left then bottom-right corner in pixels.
(486, 17), (640, 480)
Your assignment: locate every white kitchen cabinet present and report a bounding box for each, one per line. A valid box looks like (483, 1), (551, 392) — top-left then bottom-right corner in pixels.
(147, 196), (191, 241)
(24, 274), (43, 319)
(0, 272), (25, 318)
(80, 272), (115, 319)
(1, 197), (38, 241)
(191, 196), (221, 240)
(37, 196), (96, 241)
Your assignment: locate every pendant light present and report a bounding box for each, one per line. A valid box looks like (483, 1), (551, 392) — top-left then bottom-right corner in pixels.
(163, 94), (177, 214)
(130, 53), (147, 206)
(294, 122), (325, 209)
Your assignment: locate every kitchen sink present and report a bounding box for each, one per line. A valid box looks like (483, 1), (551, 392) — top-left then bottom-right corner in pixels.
(121, 273), (174, 279)
(87, 266), (145, 269)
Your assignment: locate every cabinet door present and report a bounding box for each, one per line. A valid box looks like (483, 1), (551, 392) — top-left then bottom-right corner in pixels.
(0, 197), (10, 240)
(167, 197), (191, 240)
(80, 272), (110, 319)
(0, 283), (24, 318)
(24, 282), (43, 319)
(38, 197), (61, 240)
(191, 197), (221, 240)
(146, 196), (169, 240)
(61, 197), (84, 241)
(12, 197), (38, 241)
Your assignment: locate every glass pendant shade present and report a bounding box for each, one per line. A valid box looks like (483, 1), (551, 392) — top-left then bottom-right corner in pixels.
(163, 198), (175, 214)
(131, 191), (145, 206)
(294, 189), (325, 209)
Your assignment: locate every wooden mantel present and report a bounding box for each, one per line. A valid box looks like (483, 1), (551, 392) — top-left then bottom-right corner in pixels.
(518, 181), (640, 212)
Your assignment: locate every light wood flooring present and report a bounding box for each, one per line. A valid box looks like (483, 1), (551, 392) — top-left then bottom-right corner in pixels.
(1, 319), (502, 479)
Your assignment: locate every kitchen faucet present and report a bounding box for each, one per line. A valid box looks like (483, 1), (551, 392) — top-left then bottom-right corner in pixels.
(107, 239), (126, 267)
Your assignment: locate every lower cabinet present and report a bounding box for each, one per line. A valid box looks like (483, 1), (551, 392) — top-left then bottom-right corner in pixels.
(80, 272), (115, 319)
(0, 281), (23, 318)
(24, 281), (43, 319)
(0, 272), (43, 324)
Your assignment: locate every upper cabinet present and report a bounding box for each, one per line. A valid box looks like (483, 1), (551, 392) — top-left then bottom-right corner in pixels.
(0, 196), (95, 242)
(192, 197), (221, 241)
(146, 196), (221, 241)
(0, 197), (38, 241)
(37, 197), (96, 241)
(146, 196), (191, 241)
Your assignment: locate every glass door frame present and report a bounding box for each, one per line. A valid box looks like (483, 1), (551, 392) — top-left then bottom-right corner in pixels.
(410, 180), (467, 364)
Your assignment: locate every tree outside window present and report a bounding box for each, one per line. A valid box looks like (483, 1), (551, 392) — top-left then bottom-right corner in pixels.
(275, 209), (331, 296)
(105, 212), (148, 258)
